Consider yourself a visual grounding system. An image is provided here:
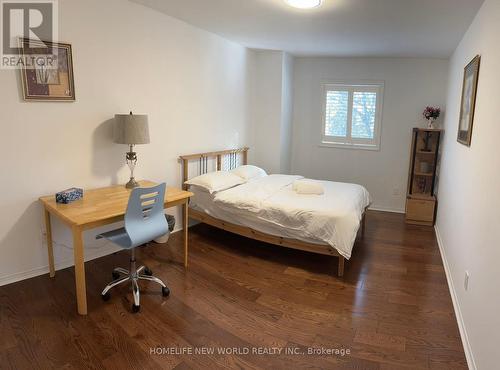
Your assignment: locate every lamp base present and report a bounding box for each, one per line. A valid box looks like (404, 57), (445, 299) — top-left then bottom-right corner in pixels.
(126, 177), (139, 189)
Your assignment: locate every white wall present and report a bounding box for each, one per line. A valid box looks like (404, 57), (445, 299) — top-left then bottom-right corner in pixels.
(252, 50), (293, 175)
(280, 52), (294, 174)
(435, 0), (500, 368)
(291, 57), (449, 212)
(0, 0), (254, 285)
(252, 50), (283, 174)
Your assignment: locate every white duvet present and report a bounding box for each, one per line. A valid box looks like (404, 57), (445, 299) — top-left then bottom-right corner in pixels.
(213, 175), (371, 259)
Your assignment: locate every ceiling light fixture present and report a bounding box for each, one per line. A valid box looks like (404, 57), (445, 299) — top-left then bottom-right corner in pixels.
(285, 0), (323, 9)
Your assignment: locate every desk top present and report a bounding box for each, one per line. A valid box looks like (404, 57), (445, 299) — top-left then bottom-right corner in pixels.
(40, 181), (193, 229)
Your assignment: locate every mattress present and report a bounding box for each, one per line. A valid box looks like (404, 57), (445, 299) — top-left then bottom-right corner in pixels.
(189, 175), (371, 259)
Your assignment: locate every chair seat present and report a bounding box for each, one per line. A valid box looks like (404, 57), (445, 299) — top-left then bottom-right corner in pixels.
(96, 227), (133, 249)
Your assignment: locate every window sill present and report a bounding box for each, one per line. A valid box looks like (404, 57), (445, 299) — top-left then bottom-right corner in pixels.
(319, 142), (380, 151)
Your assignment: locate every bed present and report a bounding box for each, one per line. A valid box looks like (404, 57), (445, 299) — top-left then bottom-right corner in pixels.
(179, 148), (370, 277)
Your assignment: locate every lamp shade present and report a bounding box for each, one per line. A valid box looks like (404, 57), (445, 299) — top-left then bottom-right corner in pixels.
(114, 113), (150, 145)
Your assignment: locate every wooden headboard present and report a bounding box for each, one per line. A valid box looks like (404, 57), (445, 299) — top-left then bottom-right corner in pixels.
(179, 147), (249, 190)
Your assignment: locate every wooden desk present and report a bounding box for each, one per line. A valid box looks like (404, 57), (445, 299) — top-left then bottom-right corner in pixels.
(39, 181), (193, 315)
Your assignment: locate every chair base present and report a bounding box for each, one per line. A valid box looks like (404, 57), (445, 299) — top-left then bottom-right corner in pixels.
(102, 254), (169, 313)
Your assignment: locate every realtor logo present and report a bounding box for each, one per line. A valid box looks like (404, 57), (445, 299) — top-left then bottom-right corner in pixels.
(1, 0), (58, 69)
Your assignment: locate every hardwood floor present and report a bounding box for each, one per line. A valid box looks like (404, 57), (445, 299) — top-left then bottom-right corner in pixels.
(0, 211), (466, 369)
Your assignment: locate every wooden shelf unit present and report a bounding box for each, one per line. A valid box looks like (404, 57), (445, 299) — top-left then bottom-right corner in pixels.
(406, 128), (443, 226)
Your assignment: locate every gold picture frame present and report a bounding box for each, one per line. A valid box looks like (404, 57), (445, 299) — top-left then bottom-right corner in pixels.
(19, 38), (75, 101)
(457, 55), (480, 146)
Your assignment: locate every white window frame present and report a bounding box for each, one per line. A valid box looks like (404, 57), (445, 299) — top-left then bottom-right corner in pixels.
(320, 81), (384, 151)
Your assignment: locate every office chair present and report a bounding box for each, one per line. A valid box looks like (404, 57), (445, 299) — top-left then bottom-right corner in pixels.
(97, 183), (170, 313)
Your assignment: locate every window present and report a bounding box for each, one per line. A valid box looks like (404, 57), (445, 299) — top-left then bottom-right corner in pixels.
(321, 82), (384, 150)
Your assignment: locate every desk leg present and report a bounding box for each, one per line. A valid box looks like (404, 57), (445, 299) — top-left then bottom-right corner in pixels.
(183, 201), (188, 268)
(44, 208), (55, 278)
(72, 226), (87, 315)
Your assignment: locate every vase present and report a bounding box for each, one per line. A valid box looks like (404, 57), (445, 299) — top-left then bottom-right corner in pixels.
(427, 118), (436, 129)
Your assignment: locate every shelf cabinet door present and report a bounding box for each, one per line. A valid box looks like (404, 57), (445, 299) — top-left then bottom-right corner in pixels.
(406, 198), (435, 223)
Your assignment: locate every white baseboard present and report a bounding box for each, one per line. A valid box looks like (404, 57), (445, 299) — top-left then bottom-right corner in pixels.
(368, 205), (405, 214)
(434, 225), (476, 370)
(0, 227), (183, 287)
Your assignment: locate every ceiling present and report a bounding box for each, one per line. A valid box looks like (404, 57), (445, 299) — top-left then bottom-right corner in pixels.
(131, 0), (484, 58)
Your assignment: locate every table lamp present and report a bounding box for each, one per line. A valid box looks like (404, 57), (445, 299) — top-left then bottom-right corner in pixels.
(114, 112), (150, 189)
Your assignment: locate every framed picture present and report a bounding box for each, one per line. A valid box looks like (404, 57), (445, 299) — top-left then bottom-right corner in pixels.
(457, 55), (480, 146)
(19, 38), (75, 101)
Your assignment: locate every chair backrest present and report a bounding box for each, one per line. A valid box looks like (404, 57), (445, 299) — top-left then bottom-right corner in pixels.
(124, 183), (169, 248)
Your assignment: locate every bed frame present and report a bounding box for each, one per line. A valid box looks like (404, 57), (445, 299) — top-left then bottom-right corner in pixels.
(179, 147), (366, 277)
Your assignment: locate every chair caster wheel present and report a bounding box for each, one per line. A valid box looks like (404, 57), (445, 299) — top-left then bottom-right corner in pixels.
(144, 267), (153, 276)
(132, 304), (140, 313)
(162, 287), (170, 297)
(102, 292), (111, 301)
(112, 271), (120, 280)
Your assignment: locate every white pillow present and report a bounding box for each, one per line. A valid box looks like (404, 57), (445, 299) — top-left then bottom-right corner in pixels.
(231, 165), (267, 181)
(293, 179), (324, 195)
(185, 171), (245, 194)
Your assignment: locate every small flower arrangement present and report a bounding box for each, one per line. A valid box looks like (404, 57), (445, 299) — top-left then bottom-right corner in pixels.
(423, 106), (440, 128)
